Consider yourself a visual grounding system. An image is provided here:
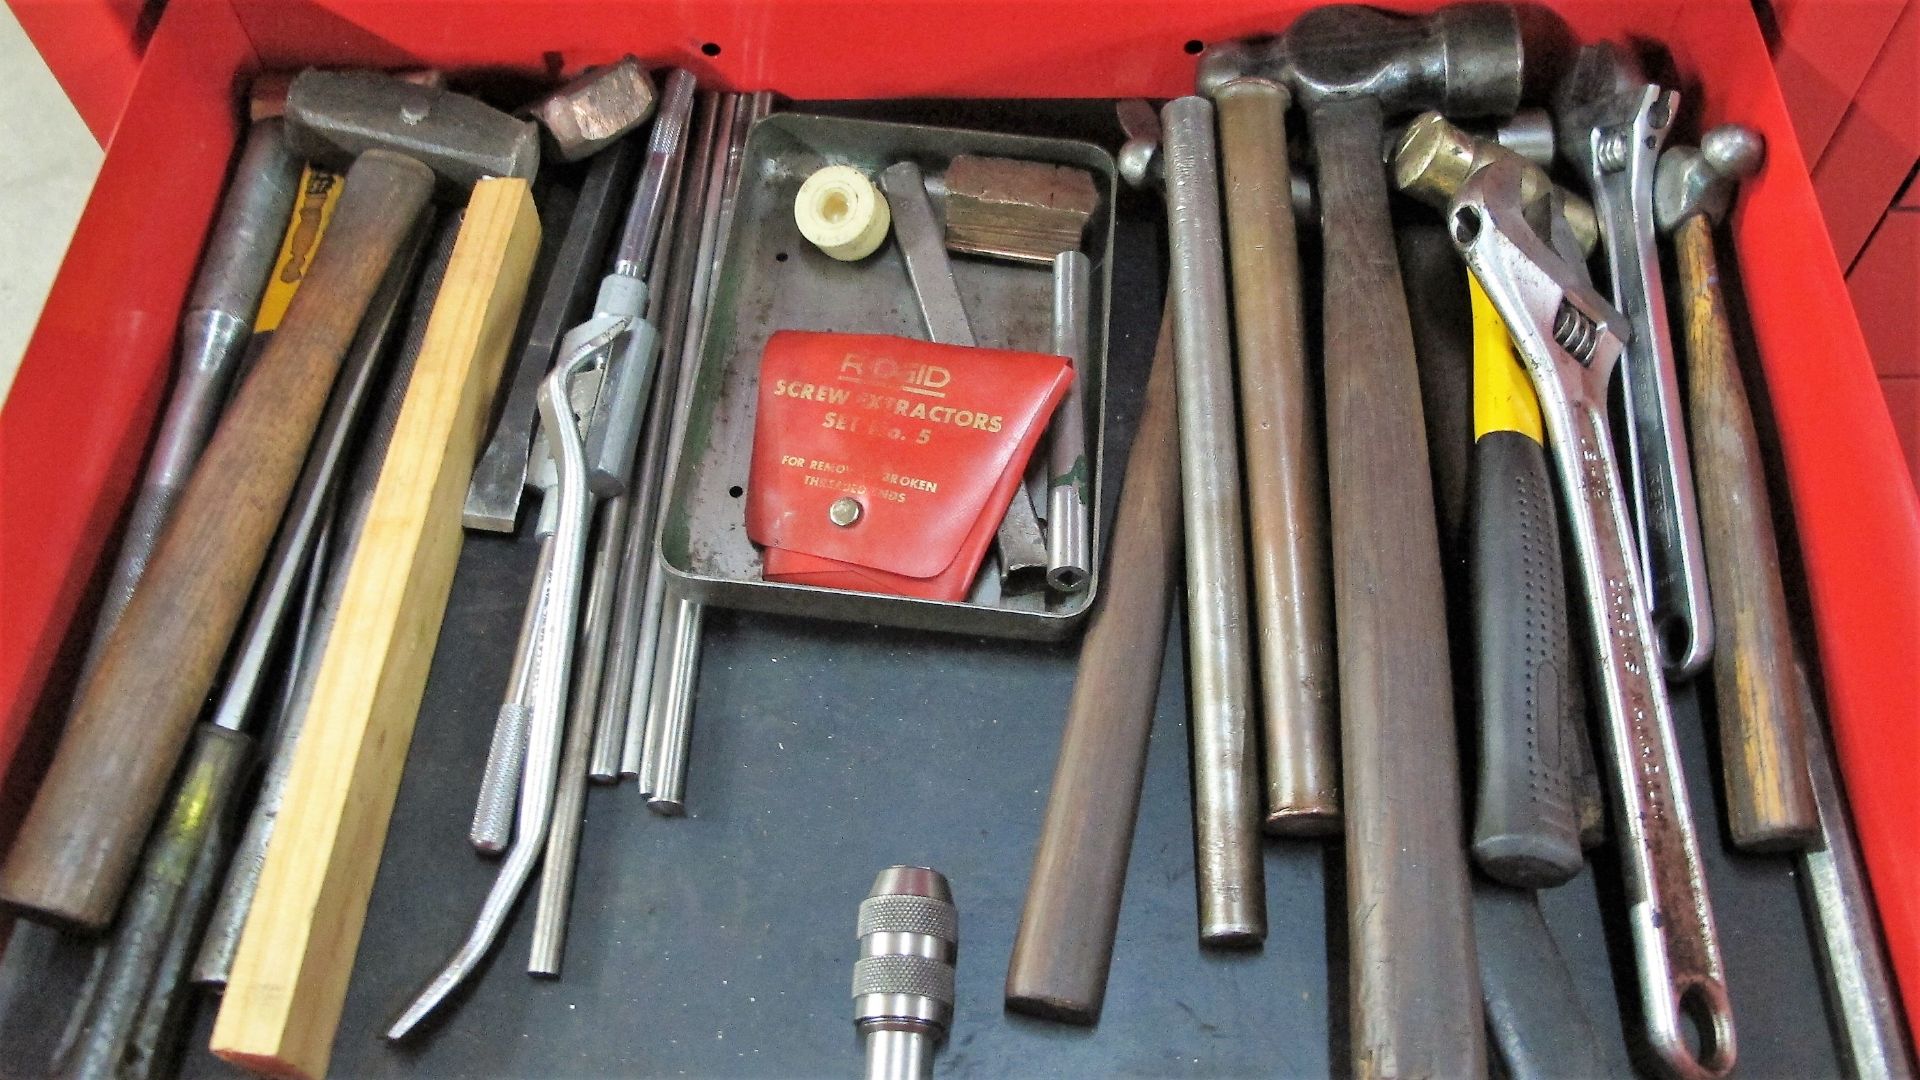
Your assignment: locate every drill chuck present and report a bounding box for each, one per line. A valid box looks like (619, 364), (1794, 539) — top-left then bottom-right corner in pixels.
(854, 866), (957, 1080)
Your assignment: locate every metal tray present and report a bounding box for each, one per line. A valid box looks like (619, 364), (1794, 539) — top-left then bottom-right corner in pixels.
(659, 112), (1116, 640)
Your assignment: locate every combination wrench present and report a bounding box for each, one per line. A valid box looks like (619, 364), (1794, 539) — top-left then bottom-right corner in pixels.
(1451, 156), (1734, 1080)
(1555, 43), (1713, 678)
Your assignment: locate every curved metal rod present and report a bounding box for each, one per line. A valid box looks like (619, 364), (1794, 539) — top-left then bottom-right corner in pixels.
(386, 318), (629, 1040)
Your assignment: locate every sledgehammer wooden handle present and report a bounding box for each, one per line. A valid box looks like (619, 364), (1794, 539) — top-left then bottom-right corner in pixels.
(0, 150), (435, 931)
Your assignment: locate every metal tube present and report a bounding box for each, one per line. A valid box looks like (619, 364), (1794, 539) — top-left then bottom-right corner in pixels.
(591, 97), (712, 782)
(638, 91), (763, 807)
(1044, 251), (1092, 593)
(80, 120), (302, 677)
(1208, 76), (1341, 834)
(622, 90), (733, 772)
(192, 211), (461, 988)
(386, 320), (622, 1041)
(1157, 96), (1265, 945)
(641, 597), (704, 812)
(528, 496), (626, 974)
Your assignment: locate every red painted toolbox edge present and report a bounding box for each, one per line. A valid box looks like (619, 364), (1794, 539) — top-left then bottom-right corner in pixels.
(1, 0), (1915, 1041)
(4, 0), (152, 145)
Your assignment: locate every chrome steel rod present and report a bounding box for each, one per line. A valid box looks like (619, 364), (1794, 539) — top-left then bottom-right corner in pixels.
(591, 95), (712, 782)
(638, 92), (761, 807)
(1044, 250), (1092, 593)
(528, 496), (625, 974)
(1158, 96), (1265, 945)
(622, 92), (735, 780)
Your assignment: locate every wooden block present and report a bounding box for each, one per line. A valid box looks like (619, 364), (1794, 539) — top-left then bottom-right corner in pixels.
(209, 176), (540, 1080)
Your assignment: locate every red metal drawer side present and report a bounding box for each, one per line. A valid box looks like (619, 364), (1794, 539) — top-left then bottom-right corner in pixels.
(3, 0), (152, 144)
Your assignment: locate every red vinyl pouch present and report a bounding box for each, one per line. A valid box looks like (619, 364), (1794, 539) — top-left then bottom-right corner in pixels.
(746, 330), (1072, 601)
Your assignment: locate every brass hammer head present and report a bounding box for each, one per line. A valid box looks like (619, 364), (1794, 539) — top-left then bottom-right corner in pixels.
(1393, 110), (1597, 254)
(285, 69), (540, 199)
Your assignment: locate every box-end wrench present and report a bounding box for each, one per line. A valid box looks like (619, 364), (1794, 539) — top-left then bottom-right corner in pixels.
(1452, 155), (1735, 1080)
(1555, 43), (1713, 678)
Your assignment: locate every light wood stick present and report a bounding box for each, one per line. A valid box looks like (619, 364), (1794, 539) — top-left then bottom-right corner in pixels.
(210, 177), (540, 1080)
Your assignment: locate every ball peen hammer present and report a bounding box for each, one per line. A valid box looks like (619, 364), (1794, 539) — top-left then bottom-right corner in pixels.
(1275, 5), (1527, 1075)
(0, 70), (538, 932)
(1654, 127), (1819, 852)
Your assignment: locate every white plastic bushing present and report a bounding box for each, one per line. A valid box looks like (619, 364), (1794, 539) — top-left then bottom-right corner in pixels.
(794, 165), (891, 261)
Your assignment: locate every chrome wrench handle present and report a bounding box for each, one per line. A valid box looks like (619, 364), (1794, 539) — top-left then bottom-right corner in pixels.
(1453, 158), (1735, 1080)
(1582, 82), (1713, 676)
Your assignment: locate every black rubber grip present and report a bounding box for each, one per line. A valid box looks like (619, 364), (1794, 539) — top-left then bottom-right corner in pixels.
(1469, 431), (1582, 887)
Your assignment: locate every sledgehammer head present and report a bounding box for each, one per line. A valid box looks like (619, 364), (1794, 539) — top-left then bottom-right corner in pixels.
(1278, 3), (1524, 118)
(285, 69), (540, 198)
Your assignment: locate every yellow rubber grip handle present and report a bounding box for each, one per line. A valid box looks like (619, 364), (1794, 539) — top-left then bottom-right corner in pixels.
(253, 165), (343, 333)
(1471, 274), (1545, 444)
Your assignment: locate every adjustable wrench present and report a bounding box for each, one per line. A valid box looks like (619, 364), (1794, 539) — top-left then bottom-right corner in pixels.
(1452, 156), (1735, 1080)
(1556, 43), (1713, 678)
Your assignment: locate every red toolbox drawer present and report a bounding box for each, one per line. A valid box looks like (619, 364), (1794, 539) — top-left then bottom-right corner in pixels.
(1, 0), (1916, 1053)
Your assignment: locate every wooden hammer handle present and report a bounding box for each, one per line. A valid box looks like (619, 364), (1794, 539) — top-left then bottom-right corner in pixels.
(0, 150), (435, 931)
(1675, 212), (1818, 851)
(1005, 302), (1178, 1024)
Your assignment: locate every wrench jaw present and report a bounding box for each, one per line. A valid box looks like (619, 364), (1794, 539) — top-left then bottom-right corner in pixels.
(1453, 158), (1737, 1080)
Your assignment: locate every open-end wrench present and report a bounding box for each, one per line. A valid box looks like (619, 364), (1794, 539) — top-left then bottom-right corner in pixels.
(1555, 43), (1713, 678)
(1452, 156), (1735, 1080)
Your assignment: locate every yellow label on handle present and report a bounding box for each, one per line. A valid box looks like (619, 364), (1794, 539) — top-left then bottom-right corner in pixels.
(1471, 274), (1545, 443)
(252, 165), (343, 333)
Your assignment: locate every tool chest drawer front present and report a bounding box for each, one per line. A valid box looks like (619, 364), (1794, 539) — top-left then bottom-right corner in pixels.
(0, 0), (1914, 1075)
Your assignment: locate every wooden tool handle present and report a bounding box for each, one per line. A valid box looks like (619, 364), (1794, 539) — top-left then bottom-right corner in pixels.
(1675, 213), (1818, 851)
(1005, 304), (1178, 1025)
(1310, 96), (1483, 1077)
(0, 150), (435, 931)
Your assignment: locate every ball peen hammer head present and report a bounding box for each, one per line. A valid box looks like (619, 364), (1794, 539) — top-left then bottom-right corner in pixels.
(1654, 125), (1765, 233)
(1277, 3), (1524, 118)
(285, 69), (540, 199)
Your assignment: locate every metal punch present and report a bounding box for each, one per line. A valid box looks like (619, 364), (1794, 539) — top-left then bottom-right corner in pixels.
(1453, 155), (1734, 1079)
(1556, 43), (1713, 677)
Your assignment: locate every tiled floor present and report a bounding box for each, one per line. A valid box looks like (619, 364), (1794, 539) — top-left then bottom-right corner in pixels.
(0, 4), (104, 403)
